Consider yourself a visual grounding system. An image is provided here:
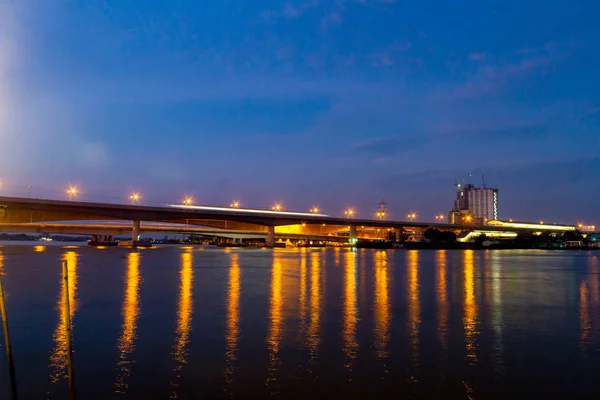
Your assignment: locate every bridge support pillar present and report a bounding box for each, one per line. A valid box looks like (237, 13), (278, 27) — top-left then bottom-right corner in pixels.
(266, 226), (275, 248)
(350, 225), (357, 244)
(132, 220), (141, 241)
(394, 227), (404, 242)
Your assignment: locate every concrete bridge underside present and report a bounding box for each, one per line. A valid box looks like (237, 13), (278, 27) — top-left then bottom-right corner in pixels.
(0, 223), (355, 242)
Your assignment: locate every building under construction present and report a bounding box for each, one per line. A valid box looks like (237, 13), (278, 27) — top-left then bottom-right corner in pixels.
(448, 180), (498, 225)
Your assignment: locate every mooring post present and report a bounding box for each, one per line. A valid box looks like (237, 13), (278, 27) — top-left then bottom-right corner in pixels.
(0, 269), (18, 400)
(62, 260), (76, 400)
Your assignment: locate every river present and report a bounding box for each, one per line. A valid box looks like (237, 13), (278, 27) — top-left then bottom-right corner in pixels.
(0, 243), (598, 399)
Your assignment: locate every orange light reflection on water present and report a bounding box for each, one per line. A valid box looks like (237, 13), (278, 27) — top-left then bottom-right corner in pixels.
(463, 250), (479, 365)
(343, 250), (358, 371)
(49, 252), (78, 382)
(374, 250), (390, 359)
(224, 253), (241, 394)
(266, 252), (284, 392)
(407, 250), (420, 365)
(115, 252), (141, 394)
(170, 250), (194, 398)
(436, 250), (448, 350)
(308, 251), (322, 359)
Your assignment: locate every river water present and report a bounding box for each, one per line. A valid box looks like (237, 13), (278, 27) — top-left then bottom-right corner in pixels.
(0, 243), (599, 399)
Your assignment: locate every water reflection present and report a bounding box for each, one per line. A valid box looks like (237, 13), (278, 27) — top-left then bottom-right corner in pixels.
(374, 251), (390, 359)
(266, 252), (284, 392)
(589, 257), (599, 308)
(489, 251), (504, 368)
(407, 250), (420, 365)
(224, 253), (241, 394)
(49, 252), (78, 382)
(343, 250), (358, 372)
(463, 250), (479, 365)
(298, 250), (308, 339)
(579, 282), (590, 351)
(436, 250), (449, 350)
(170, 250), (194, 398)
(115, 252), (141, 394)
(308, 251), (322, 360)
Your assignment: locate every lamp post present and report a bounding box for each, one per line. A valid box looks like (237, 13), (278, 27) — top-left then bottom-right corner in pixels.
(408, 213), (417, 222)
(345, 209), (355, 218)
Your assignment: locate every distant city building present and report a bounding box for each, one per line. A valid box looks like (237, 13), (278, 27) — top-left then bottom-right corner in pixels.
(449, 182), (498, 225)
(468, 187), (498, 222)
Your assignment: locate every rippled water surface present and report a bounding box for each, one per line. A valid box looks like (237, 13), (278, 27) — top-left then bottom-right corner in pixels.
(0, 244), (599, 399)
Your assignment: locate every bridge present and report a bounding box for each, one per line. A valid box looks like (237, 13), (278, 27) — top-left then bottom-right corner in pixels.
(0, 196), (581, 247)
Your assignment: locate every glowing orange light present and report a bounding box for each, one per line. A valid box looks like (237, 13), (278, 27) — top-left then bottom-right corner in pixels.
(345, 209), (355, 217)
(272, 203), (282, 212)
(183, 196), (193, 206)
(66, 186), (78, 201)
(310, 206), (320, 214)
(129, 192), (141, 205)
(230, 201), (240, 208)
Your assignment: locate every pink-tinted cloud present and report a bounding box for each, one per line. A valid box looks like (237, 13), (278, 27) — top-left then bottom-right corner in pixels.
(469, 52), (485, 61)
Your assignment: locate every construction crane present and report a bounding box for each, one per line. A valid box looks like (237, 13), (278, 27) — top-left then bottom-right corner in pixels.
(454, 166), (485, 190)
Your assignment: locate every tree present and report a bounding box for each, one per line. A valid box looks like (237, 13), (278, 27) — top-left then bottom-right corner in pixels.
(424, 228), (441, 241)
(438, 231), (457, 243)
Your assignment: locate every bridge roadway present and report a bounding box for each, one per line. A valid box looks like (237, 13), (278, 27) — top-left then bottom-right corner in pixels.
(0, 222), (348, 242)
(0, 196), (575, 245)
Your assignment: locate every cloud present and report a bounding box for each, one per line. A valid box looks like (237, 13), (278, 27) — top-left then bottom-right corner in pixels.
(350, 135), (426, 155)
(431, 55), (554, 102)
(469, 52), (485, 61)
(321, 12), (342, 28)
(371, 40), (415, 68)
(78, 142), (111, 168)
(262, 1), (320, 20)
(432, 122), (548, 142)
(582, 106), (600, 119)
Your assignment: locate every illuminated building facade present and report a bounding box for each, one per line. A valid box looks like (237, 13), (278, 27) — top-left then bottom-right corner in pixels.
(449, 183), (498, 224)
(468, 187), (499, 222)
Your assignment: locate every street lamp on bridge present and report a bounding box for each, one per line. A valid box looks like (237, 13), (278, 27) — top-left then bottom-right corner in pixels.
(345, 208), (355, 218)
(67, 186), (78, 202)
(408, 213), (417, 222)
(230, 200), (240, 208)
(435, 214), (445, 223)
(272, 203), (282, 212)
(130, 192), (141, 205)
(183, 196), (194, 206)
(310, 206), (320, 214)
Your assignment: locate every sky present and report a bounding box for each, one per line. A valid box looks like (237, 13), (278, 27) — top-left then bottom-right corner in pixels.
(1, 0), (599, 224)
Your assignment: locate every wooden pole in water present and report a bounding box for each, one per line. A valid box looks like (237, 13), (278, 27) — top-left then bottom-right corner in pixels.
(0, 270), (18, 400)
(62, 260), (76, 400)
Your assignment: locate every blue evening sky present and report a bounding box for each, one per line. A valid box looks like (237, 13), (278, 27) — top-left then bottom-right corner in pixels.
(1, 0), (599, 224)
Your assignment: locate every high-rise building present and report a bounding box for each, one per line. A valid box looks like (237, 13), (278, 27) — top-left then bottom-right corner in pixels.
(448, 182), (498, 224)
(468, 187), (498, 222)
